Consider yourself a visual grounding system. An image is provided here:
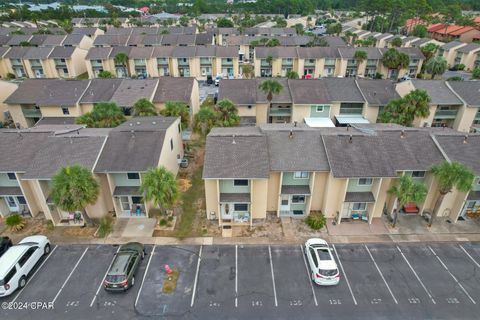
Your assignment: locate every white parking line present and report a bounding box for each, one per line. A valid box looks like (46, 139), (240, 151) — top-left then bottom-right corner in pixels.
(12, 245), (58, 303)
(90, 246), (121, 307)
(396, 245), (436, 304)
(364, 245), (398, 304)
(135, 245), (155, 307)
(428, 246), (476, 304)
(332, 244), (357, 305)
(190, 245), (202, 307)
(459, 245), (480, 268)
(235, 245), (238, 308)
(52, 247), (89, 304)
(300, 245), (318, 306)
(268, 246), (278, 307)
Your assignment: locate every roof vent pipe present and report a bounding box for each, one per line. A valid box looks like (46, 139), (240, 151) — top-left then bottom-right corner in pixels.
(400, 130), (405, 139)
(349, 135), (352, 143)
(463, 135), (468, 144)
(289, 130), (293, 139)
(294, 121), (297, 127)
(232, 134), (236, 144)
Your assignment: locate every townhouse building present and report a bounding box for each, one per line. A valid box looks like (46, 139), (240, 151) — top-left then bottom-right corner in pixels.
(0, 46), (89, 79)
(449, 43), (480, 71)
(85, 45), (239, 80)
(253, 46), (424, 79)
(437, 41), (468, 67)
(0, 116), (183, 225)
(203, 124), (479, 234)
(209, 27), (296, 46)
(396, 79), (480, 132)
(0, 80), (17, 123)
(4, 77), (199, 128)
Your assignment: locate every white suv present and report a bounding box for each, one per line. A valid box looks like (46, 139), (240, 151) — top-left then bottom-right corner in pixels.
(0, 235), (51, 297)
(305, 238), (340, 286)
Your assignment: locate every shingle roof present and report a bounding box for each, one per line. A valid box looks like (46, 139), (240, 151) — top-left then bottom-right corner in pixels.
(410, 80), (463, 105)
(129, 46), (153, 59)
(151, 46), (174, 57)
(288, 79), (331, 104)
(256, 78), (292, 103)
(296, 47), (339, 59)
(23, 46), (53, 59)
(110, 79), (157, 107)
(322, 78), (365, 103)
(93, 34), (129, 46)
(219, 193), (251, 202)
(142, 34), (163, 45)
(356, 79), (400, 106)
(79, 78), (123, 103)
(322, 134), (397, 178)
(203, 127), (270, 179)
(40, 35), (66, 46)
(440, 41), (465, 50)
(218, 79), (256, 105)
(195, 45), (216, 57)
(215, 46), (238, 57)
(265, 129), (329, 171)
(0, 131), (50, 172)
(86, 46), (111, 60)
(22, 136), (106, 179)
(94, 117), (174, 172)
(434, 135), (480, 176)
(255, 47), (298, 58)
(4, 46), (29, 59)
(7, 35), (32, 46)
(48, 46), (75, 58)
(338, 47), (383, 59)
(447, 81), (480, 106)
(5, 79), (88, 106)
(172, 46), (196, 58)
(62, 34), (85, 46)
(344, 192), (375, 202)
(152, 77), (194, 103)
(456, 43), (480, 54)
(71, 27), (98, 36)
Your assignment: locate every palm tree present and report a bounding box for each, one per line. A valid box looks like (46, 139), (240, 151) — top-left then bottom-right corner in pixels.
(133, 98), (158, 117)
(215, 99), (240, 127)
(424, 56), (448, 79)
(388, 175), (428, 228)
(286, 70), (299, 79)
(241, 64), (254, 79)
(76, 102), (126, 128)
(429, 161), (474, 227)
(381, 48), (410, 80)
(140, 166), (178, 213)
(265, 55), (273, 66)
(354, 50), (368, 63)
(51, 165), (99, 226)
(193, 106), (218, 136)
(390, 37), (403, 47)
(378, 89), (430, 126)
(160, 101), (190, 128)
(114, 52), (129, 77)
(258, 79), (283, 109)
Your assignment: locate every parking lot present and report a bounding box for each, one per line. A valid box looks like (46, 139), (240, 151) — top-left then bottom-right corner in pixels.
(1, 242), (480, 320)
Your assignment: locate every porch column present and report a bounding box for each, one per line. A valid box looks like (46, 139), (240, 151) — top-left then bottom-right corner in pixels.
(250, 180), (253, 227)
(306, 172), (316, 215)
(277, 172), (283, 217)
(216, 179), (221, 226)
(15, 173), (33, 217)
(369, 178), (383, 225)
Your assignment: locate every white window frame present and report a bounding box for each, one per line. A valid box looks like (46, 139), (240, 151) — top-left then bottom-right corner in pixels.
(358, 178), (373, 186)
(411, 171), (426, 178)
(315, 105), (324, 112)
(291, 195), (305, 204)
(233, 179), (249, 187)
(293, 171), (309, 179)
(352, 202), (367, 211)
(233, 203), (248, 212)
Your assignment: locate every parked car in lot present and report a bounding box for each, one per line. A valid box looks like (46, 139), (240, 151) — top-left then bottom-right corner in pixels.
(104, 242), (145, 292)
(305, 238), (340, 286)
(0, 235), (51, 297)
(0, 236), (13, 257)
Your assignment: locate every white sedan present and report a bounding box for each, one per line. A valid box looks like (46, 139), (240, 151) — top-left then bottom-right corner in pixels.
(305, 238), (340, 286)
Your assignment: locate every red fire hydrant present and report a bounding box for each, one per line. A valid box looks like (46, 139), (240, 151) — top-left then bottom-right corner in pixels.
(165, 264), (173, 274)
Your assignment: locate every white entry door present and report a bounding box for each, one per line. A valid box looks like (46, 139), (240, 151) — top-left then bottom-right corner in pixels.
(5, 196), (19, 212)
(280, 195), (290, 214)
(222, 203), (233, 219)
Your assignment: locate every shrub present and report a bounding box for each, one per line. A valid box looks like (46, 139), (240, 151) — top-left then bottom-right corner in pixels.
(46, 220), (55, 232)
(447, 76), (463, 81)
(305, 212), (326, 230)
(159, 218), (167, 226)
(6, 214), (26, 232)
(96, 216), (113, 238)
(167, 216), (174, 222)
(6, 73), (15, 80)
(452, 64), (465, 71)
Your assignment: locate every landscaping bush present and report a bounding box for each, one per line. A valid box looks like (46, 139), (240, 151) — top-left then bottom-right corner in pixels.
(159, 218), (167, 226)
(6, 214), (26, 232)
(447, 76), (463, 81)
(96, 216), (113, 238)
(305, 212), (326, 230)
(6, 73), (15, 80)
(167, 216), (174, 222)
(452, 64), (465, 71)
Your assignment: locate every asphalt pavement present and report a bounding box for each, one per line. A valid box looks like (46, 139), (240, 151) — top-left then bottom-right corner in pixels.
(1, 242), (480, 319)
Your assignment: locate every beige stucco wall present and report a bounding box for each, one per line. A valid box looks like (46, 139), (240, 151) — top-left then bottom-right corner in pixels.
(413, 104), (436, 127)
(84, 174), (113, 219)
(157, 117), (183, 176)
(322, 173), (348, 218)
(16, 173), (41, 217)
(69, 48), (88, 77)
(39, 105), (82, 117)
(266, 172), (281, 211)
(291, 104), (310, 123)
(251, 179), (268, 219)
(329, 103), (341, 121)
(190, 79), (200, 116)
(7, 104), (29, 128)
(363, 105), (380, 123)
(310, 172), (328, 211)
(238, 106), (256, 117)
(27, 180), (51, 220)
(255, 103), (269, 124)
(0, 80), (18, 122)
(453, 105), (478, 132)
(204, 179), (219, 220)
(461, 51), (480, 71)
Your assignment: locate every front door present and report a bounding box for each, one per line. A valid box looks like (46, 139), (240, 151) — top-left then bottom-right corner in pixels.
(5, 196), (19, 212)
(34, 69), (44, 78)
(280, 195), (290, 214)
(222, 203), (232, 220)
(119, 196), (131, 215)
(461, 200), (480, 218)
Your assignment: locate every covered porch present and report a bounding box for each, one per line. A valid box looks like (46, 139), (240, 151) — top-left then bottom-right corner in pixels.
(219, 193), (251, 225)
(0, 187), (30, 218)
(279, 185), (311, 217)
(46, 195), (85, 226)
(338, 191), (376, 224)
(113, 186), (147, 218)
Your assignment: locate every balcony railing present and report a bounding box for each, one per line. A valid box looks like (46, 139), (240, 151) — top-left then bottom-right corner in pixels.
(304, 59), (315, 66)
(177, 59), (189, 66)
(260, 60), (271, 67)
(22, 108), (42, 118)
(90, 60), (103, 67)
(339, 107), (363, 115)
(222, 59), (233, 66)
(269, 107), (292, 116)
(434, 109), (458, 119)
(200, 58), (212, 65)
